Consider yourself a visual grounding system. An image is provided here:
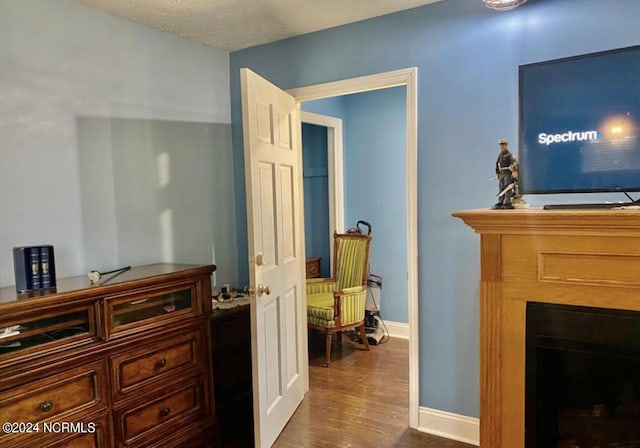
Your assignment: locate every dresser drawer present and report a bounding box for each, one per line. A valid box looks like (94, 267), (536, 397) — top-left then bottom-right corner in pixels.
(115, 377), (205, 446)
(30, 413), (112, 448)
(0, 361), (107, 446)
(0, 360), (105, 423)
(0, 304), (96, 364)
(104, 281), (200, 340)
(110, 330), (201, 400)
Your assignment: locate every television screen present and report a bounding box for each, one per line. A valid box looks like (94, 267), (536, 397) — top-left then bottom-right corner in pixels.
(519, 46), (640, 194)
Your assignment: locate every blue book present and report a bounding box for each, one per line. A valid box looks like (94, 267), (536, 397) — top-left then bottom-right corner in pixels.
(29, 247), (41, 290)
(40, 246), (51, 289)
(13, 245), (56, 292)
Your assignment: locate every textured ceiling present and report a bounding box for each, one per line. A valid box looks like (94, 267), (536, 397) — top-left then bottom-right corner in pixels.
(73, 0), (445, 52)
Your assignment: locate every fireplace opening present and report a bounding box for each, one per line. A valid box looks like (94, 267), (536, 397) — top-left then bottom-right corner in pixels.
(526, 303), (640, 448)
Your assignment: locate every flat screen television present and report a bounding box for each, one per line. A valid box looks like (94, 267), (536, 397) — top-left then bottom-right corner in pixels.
(519, 45), (640, 199)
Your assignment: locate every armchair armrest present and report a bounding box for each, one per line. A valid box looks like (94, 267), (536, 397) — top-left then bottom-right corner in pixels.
(333, 285), (367, 326)
(334, 285), (366, 296)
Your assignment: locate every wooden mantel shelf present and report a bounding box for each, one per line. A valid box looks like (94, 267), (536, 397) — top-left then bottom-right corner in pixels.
(453, 207), (640, 235)
(452, 208), (640, 447)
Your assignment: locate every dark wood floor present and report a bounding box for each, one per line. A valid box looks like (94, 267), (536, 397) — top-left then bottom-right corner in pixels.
(270, 333), (476, 448)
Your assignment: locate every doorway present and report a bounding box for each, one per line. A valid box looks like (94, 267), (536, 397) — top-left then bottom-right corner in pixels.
(289, 67), (419, 427)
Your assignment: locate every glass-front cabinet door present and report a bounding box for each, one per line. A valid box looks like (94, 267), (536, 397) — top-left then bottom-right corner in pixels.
(0, 305), (95, 360)
(104, 282), (198, 339)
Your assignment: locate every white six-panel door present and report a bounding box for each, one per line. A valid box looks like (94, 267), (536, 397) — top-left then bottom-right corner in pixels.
(240, 68), (308, 448)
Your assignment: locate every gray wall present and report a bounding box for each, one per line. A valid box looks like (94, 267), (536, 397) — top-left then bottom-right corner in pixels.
(0, 0), (237, 288)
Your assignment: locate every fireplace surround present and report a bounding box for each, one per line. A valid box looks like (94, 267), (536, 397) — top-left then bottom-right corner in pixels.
(453, 208), (640, 447)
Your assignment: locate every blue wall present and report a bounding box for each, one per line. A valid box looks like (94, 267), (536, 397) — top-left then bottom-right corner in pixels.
(302, 89), (408, 323)
(302, 97), (347, 278)
(343, 88), (408, 323)
(302, 123), (331, 278)
(302, 96), (347, 120)
(230, 0), (640, 417)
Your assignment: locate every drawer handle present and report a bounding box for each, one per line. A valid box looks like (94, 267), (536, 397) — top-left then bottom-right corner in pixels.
(156, 358), (167, 368)
(310, 267), (318, 273)
(40, 400), (53, 412)
(159, 407), (171, 417)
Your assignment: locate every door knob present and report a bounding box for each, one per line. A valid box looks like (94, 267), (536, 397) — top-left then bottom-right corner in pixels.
(245, 284), (272, 297)
(255, 253), (267, 266)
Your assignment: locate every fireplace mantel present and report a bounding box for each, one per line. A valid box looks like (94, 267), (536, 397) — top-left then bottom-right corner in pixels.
(453, 207), (640, 447)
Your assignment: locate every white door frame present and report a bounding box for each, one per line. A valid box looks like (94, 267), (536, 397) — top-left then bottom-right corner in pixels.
(288, 67), (419, 428)
(300, 111), (344, 271)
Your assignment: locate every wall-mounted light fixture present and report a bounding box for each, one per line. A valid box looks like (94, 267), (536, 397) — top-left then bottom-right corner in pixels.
(482, 0), (527, 11)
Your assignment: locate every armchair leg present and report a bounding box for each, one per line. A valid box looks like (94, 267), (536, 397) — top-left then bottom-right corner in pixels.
(324, 332), (333, 367)
(358, 324), (370, 351)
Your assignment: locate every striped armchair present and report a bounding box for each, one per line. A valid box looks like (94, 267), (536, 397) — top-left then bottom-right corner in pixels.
(306, 232), (371, 366)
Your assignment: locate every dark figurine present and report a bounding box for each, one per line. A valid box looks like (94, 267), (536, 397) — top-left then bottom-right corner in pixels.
(492, 139), (519, 209)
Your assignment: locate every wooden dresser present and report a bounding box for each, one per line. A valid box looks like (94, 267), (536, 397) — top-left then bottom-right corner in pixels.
(210, 305), (253, 446)
(305, 257), (321, 279)
(0, 263), (218, 448)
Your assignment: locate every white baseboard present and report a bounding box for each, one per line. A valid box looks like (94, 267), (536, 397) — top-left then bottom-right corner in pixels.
(417, 407), (479, 446)
(383, 320), (409, 339)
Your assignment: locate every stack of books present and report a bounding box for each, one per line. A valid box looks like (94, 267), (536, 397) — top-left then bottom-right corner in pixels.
(13, 245), (56, 292)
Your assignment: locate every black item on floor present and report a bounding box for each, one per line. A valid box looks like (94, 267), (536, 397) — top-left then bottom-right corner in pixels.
(362, 273), (389, 344)
(365, 310), (378, 330)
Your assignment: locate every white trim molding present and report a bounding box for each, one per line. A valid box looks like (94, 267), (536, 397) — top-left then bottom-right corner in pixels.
(418, 407), (479, 446)
(383, 320), (409, 339)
